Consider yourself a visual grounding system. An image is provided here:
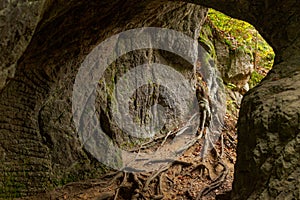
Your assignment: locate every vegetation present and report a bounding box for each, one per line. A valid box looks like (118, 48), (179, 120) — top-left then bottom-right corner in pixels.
(248, 71), (265, 88)
(207, 9), (275, 87)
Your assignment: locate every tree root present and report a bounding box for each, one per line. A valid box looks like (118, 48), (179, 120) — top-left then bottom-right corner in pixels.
(191, 163), (212, 181)
(88, 149), (230, 200)
(113, 172), (127, 200)
(94, 192), (115, 200)
(195, 160), (229, 199)
(143, 165), (169, 192)
(130, 113), (199, 154)
(62, 125), (233, 200)
(54, 154), (231, 200)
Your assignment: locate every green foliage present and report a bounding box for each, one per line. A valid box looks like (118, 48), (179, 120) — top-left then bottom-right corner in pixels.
(248, 71), (265, 88)
(226, 83), (237, 90)
(208, 9), (256, 49)
(208, 9), (275, 87)
(199, 23), (217, 59)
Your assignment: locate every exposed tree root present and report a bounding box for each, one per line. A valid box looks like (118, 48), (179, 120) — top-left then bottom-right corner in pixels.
(191, 162), (212, 181)
(89, 157), (229, 200)
(26, 116), (236, 200)
(113, 172), (127, 200)
(196, 161), (229, 199)
(83, 133), (231, 200)
(93, 192), (115, 200)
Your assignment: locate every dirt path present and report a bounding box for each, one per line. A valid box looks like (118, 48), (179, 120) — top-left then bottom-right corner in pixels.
(21, 114), (237, 200)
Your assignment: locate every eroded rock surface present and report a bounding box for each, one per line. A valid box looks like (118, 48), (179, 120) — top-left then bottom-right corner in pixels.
(189, 0), (300, 199)
(199, 20), (253, 93)
(0, 0), (42, 90)
(215, 42), (253, 89)
(233, 60), (300, 199)
(1, 0), (300, 199)
(0, 0), (207, 197)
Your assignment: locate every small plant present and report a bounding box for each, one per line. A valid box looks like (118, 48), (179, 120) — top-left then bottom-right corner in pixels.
(248, 71), (265, 88)
(226, 83), (237, 90)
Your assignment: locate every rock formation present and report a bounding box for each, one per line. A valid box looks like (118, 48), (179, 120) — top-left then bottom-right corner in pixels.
(0, 0), (299, 199)
(191, 0), (300, 199)
(0, 0), (207, 197)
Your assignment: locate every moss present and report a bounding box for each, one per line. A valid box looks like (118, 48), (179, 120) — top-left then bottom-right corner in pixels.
(236, 45), (253, 61)
(248, 71), (265, 88)
(51, 164), (106, 188)
(208, 8), (274, 72)
(0, 172), (24, 198)
(199, 23), (217, 59)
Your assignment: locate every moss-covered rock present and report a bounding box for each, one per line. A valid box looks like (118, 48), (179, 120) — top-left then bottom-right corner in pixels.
(199, 19), (253, 91)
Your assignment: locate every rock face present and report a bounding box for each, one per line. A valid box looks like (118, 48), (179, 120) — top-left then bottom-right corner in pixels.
(215, 42), (253, 89)
(0, 0), (207, 197)
(199, 19), (251, 116)
(199, 20), (253, 93)
(1, 0), (300, 199)
(0, 0), (42, 90)
(234, 60), (300, 199)
(191, 0), (300, 199)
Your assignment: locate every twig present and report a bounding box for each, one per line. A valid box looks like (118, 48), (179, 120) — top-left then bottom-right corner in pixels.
(144, 158), (176, 165)
(225, 151), (235, 163)
(114, 188), (120, 200)
(175, 138), (198, 154)
(165, 174), (174, 184)
(159, 131), (172, 147)
(144, 159), (192, 167)
(132, 173), (143, 188)
(172, 160), (193, 167)
(130, 131), (177, 152)
(157, 113), (198, 152)
(100, 171), (119, 179)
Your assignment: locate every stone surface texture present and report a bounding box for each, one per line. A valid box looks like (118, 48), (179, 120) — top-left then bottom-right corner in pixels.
(190, 0), (300, 199)
(199, 20), (253, 90)
(0, 0), (299, 199)
(0, 0), (207, 197)
(0, 0), (42, 90)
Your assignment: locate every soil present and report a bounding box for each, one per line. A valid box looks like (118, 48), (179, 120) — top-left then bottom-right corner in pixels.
(20, 113), (237, 200)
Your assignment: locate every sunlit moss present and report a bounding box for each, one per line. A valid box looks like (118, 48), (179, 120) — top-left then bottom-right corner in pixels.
(208, 9), (275, 88)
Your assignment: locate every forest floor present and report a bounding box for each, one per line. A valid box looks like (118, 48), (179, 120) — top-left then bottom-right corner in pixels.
(22, 113), (238, 200)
